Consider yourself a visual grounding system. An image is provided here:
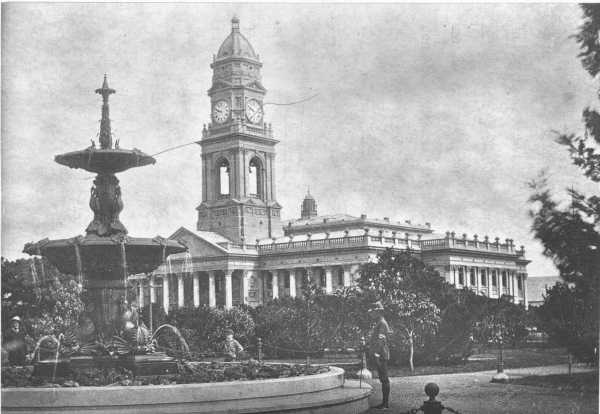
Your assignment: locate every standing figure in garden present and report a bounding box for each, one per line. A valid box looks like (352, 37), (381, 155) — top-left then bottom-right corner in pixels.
(3, 316), (28, 366)
(222, 328), (244, 361)
(369, 301), (393, 410)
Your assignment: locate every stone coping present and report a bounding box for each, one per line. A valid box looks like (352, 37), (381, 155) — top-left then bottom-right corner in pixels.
(2, 366), (345, 409)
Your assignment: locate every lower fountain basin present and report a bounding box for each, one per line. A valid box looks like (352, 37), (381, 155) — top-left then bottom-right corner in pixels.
(23, 234), (186, 276)
(2, 366), (372, 414)
(32, 353), (178, 379)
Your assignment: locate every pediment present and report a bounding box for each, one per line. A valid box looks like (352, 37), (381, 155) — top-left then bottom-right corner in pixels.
(169, 227), (228, 257)
(246, 80), (266, 92)
(268, 201), (283, 209)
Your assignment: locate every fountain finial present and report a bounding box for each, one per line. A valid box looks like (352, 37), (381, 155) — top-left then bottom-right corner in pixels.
(95, 74), (116, 149)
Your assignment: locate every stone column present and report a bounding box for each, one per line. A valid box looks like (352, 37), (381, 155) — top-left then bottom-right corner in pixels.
(343, 266), (352, 287)
(523, 274), (529, 309)
(509, 271), (514, 302)
(150, 275), (156, 304)
(177, 274), (184, 308)
(272, 271), (279, 299)
(208, 271), (216, 308)
(486, 269), (491, 297)
(138, 281), (145, 308)
(242, 271), (250, 305)
(325, 267), (333, 293)
(162, 275), (170, 314)
(289, 271), (297, 298)
(511, 272), (517, 304)
(193, 273), (200, 308)
(224, 271), (233, 309)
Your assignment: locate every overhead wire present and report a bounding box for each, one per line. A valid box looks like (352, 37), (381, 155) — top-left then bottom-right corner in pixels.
(77, 92), (319, 177)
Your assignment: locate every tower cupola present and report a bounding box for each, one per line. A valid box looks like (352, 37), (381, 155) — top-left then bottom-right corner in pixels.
(215, 17), (260, 62)
(301, 189), (318, 219)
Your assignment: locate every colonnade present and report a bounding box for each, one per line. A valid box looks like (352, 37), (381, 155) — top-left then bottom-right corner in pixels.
(449, 265), (528, 307)
(137, 265), (358, 313)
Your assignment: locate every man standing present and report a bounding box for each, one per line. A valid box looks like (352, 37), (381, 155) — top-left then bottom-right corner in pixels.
(369, 301), (392, 410)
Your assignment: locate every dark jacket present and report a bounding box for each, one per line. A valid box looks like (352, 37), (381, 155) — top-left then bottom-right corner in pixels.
(370, 318), (392, 361)
(3, 329), (27, 365)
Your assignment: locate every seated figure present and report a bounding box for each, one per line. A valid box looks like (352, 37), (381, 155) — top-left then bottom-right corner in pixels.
(3, 316), (28, 365)
(222, 328), (244, 362)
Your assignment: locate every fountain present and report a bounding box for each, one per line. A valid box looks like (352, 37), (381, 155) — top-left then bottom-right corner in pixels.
(22, 75), (187, 375)
(4, 76), (372, 414)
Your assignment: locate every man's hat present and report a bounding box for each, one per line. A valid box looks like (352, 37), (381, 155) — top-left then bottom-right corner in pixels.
(10, 316), (21, 323)
(368, 301), (385, 312)
(223, 328), (234, 336)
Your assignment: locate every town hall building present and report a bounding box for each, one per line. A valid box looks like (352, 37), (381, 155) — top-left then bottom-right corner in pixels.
(132, 18), (530, 312)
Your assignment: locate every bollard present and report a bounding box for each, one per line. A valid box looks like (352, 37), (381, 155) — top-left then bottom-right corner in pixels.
(421, 383), (444, 414)
(400, 383), (460, 414)
(257, 337), (263, 363)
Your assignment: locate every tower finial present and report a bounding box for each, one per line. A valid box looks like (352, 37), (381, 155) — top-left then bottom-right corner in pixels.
(231, 16), (240, 32)
(95, 75), (116, 149)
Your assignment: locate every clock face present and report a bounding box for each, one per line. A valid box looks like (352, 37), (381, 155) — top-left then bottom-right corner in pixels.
(245, 99), (263, 124)
(212, 100), (230, 124)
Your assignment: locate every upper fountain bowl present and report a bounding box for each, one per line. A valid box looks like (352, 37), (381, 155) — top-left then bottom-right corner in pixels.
(55, 147), (156, 174)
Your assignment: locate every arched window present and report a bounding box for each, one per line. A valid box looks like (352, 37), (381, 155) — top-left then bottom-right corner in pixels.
(218, 159), (230, 196)
(248, 158), (262, 198)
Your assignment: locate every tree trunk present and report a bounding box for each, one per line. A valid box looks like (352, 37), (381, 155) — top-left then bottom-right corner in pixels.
(408, 332), (414, 372)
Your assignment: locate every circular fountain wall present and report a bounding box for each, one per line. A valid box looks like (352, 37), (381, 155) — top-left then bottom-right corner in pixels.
(2, 366), (371, 414)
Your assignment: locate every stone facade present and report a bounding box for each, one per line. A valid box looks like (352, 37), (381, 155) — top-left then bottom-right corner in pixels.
(131, 18), (530, 313)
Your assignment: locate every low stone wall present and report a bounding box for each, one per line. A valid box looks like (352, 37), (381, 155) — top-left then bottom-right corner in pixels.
(2, 366), (372, 414)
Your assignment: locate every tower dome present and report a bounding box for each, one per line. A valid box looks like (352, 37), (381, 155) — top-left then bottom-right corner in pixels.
(216, 17), (259, 62)
(301, 189), (318, 220)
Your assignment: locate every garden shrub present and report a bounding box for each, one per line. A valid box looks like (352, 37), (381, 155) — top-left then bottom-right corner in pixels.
(155, 306), (255, 354)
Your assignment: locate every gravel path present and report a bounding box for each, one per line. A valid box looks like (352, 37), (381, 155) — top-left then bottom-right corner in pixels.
(365, 364), (598, 414)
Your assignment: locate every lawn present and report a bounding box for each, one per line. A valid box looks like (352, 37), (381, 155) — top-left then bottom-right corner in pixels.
(509, 372), (598, 395)
(265, 347), (573, 378)
(386, 346), (571, 377)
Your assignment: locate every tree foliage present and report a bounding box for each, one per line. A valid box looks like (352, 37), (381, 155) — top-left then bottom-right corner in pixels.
(1, 257), (84, 341)
(529, 4), (600, 362)
(358, 249), (442, 370)
(536, 283), (596, 361)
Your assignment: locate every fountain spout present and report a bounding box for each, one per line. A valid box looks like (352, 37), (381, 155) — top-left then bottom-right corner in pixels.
(95, 74), (115, 149)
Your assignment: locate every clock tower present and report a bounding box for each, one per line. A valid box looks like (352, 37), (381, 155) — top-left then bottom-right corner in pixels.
(197, 17), (282, 244)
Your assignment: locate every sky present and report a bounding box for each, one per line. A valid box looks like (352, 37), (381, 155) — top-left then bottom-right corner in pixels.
(2, 3), (597, 277)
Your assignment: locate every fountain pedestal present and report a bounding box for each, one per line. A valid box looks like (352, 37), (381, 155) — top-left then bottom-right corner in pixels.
(86, 278), (128, 338)
(23, 75), (186, 356)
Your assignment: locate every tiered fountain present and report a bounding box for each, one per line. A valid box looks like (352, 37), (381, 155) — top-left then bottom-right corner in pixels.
(4, 76), (371, 414)
(22, 75), (187, 374)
